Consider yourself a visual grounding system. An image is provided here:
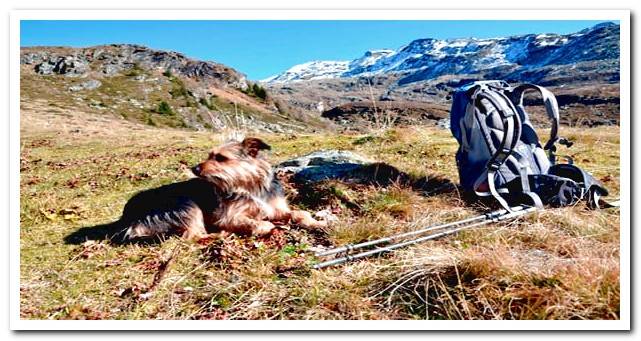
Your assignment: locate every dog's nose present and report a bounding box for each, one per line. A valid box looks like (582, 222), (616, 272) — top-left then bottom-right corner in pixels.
(191, 165), (201, 176)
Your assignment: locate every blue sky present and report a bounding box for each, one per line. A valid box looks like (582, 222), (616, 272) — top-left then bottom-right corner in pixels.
(21, 20), (612, 80)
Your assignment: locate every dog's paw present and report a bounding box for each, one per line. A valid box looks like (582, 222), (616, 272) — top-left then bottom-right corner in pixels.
(252, 221), (276, 236)
(314, 209), (338, 226)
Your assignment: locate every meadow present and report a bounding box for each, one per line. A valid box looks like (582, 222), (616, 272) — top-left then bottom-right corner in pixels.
(19, 108), (620, 320)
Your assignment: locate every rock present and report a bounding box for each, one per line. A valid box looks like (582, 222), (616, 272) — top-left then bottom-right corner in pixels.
(102, 64), (122, 76)
(21, 52), (48, 65)
(89, 100), (107, 110)
(34, 61), (55, 75)
(437, 118), (450, 130)
(128, 98), (144, 108)
(275, 149), (425, 187)
(276, 150), (372, 183)
(313, 209), (339, 224)
(69, 79), (102, 92)
(35, 56), (89, 76)
(23, 44), (250, 90)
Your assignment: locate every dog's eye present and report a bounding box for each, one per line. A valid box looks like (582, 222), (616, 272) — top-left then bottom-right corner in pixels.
(214, 154), (228, 162)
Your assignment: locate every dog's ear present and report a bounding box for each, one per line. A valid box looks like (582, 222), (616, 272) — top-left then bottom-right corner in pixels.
(241, 137), (271, 157)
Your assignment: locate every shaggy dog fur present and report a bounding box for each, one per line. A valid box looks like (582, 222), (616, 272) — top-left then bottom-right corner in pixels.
(119, 137), (326, 241)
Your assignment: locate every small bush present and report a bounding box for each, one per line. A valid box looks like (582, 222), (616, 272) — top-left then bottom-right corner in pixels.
(242, 82), (268, 101)
(155, 101), (174, 116)
(163, 69), (173, 78)
(252, 83), (267, 100)
(169, 78), (190, 99)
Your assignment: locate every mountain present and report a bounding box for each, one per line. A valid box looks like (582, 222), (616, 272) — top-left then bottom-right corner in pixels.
(264, 23), (620, 131)
(20, 44), (328, 133)
(263, 60), (350, 83)
(264, 22), (619, 85)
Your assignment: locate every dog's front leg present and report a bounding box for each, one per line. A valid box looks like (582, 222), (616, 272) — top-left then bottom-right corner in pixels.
(267, 197), (328, 230)
(223, 215), (275, 236)
(290, 210), (328, 230)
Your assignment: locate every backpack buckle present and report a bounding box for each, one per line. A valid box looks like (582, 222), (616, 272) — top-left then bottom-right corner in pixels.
(488, 148), (512, 170)
(558, 137), (574, 148)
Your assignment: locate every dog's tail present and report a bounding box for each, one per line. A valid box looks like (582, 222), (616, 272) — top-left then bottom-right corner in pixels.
(120, 212), (182, 241)
(119, 202), (205, 242)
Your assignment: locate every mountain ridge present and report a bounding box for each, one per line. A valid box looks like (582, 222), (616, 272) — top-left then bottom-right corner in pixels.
(263, 22), (619, 85)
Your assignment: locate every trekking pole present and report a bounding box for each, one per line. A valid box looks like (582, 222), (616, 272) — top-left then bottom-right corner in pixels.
(313, 206), (538, 269)
(315, 205), (529, 258)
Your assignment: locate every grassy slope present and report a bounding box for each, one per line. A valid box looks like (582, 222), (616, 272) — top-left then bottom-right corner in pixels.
(20, 65), (328, 133)
(19, 114), (620, 320)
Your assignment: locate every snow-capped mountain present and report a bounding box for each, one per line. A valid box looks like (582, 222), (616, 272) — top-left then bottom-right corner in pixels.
(263, 22), (619, 85)
(263, 60), (350, 83)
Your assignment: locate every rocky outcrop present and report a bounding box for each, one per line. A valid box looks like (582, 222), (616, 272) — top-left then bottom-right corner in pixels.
(21, 44), (249, 90)
(20, 44), (323, 133)
(34, 55), (89, 77)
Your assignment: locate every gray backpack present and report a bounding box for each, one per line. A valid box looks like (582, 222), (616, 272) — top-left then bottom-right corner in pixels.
(449, 80), (610, 210)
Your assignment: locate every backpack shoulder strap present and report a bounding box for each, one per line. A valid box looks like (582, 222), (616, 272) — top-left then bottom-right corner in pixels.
(471, 85), (523, 211)
(511, 84), (560, 162)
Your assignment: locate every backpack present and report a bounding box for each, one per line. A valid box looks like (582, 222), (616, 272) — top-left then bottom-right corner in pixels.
(449, 80), (611, 211)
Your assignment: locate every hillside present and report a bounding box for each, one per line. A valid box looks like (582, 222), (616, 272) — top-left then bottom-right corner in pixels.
(20, 44), (328, 133)
(264, 23), (620, 130)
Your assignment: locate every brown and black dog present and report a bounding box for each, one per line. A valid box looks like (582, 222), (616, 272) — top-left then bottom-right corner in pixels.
(118, 137), (326, 242)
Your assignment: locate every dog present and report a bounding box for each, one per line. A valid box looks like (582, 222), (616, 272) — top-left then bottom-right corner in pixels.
(118, 137), (327, 242)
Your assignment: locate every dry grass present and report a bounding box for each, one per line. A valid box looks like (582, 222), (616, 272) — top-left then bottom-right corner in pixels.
(19, 105), (620, 320)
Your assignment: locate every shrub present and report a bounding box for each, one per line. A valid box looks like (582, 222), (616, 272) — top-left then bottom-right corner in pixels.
(156, 101), (174, 115)
(169, 78), (190, 99)
(163, 69), (173, 78)
(252, 83), (267, 100)
(242, 82), (268, 101)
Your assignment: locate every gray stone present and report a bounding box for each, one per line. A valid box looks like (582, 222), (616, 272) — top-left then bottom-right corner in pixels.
(276, 150), (372, 183)
(437, 118), (450, 130)
(102, 64), (122, 76)
(21, 52), (48, 65)
(35, 62), (55, 75)
(35, 55), (89, 76)
(69, 79), (102, 92)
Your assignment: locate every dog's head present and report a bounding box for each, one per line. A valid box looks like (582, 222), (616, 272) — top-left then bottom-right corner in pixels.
(192, 137), (273, 194)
